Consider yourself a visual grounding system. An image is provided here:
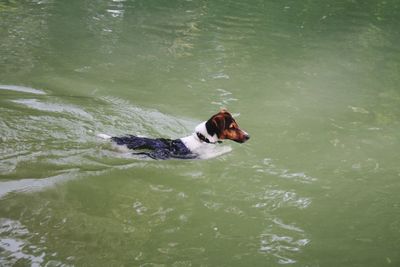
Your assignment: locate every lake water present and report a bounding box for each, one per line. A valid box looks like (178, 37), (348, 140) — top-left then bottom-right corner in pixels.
(1, 0), (400, 266)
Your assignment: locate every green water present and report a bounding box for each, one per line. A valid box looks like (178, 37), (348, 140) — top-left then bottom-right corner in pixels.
(1, 0), (400, 266)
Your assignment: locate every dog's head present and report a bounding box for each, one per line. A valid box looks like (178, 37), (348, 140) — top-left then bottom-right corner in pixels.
(205, 109), (250, 143)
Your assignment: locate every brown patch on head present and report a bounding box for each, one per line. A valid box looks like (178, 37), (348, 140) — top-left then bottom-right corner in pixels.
(205, 109), (250, 143)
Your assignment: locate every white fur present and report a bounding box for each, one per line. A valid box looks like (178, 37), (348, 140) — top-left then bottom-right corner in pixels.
(180, 121), (216, 151)
(180, 121), (231, 159)
(180, 134), (203, 152)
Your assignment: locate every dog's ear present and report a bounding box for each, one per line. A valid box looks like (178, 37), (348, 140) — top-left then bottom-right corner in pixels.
(206, 113), (226, 138)
(213, 114), (226, 133)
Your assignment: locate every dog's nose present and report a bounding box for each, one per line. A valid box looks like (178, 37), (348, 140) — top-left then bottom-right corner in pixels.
(245, 134), (250, 140)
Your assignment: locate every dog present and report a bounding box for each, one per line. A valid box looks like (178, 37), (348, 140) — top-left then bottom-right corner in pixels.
(98, 109), (250, 159)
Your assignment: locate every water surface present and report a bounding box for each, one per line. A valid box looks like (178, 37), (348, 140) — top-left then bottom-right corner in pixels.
(1, 0), (400, 266)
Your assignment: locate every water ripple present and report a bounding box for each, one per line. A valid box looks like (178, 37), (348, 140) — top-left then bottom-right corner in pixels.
(0, 172), (77, 198)
(254, 158), (317, 184)
(0, 85), (46, 95)
(0, 92), (201, 183)
(12, 99), (93, 119)
(0, 218), (49, 267)
(251, 188), (311, 211)
(259, 218), (310, 265)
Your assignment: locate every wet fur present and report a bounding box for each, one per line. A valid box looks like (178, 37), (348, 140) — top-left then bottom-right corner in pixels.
(99, 109), (249, 159)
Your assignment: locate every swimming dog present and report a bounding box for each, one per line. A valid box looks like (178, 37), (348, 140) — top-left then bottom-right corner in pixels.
(98, 109), (250, 159)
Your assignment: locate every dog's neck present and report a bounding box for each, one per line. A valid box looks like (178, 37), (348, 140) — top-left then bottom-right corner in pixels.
(180, 121), (219, 152)
(194, 121), (219, 144)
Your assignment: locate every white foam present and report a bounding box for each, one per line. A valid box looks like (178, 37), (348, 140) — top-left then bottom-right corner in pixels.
(194, 144), (232, 159)
(12, 99), (93, 119)
(0, 85), (46, 95)
(97, 133), (112, 139)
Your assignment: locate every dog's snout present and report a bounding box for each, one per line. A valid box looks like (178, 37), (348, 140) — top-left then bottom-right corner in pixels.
(239, 130), (250, 143)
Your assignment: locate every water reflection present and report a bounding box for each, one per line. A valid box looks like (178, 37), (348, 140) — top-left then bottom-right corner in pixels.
(251, 188), (311, 211)
(254, 158), (317, 184)
(259, 217), (309, 264)
(89, 0), (126, 55)
(0, 218), (48, 267)
(0, 1), (53, 76)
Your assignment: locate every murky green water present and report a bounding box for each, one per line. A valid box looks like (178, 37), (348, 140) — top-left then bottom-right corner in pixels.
(1, 0), (400, 266)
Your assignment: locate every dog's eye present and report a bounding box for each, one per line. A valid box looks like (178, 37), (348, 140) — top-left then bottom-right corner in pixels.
(229, 124), (236, 129)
